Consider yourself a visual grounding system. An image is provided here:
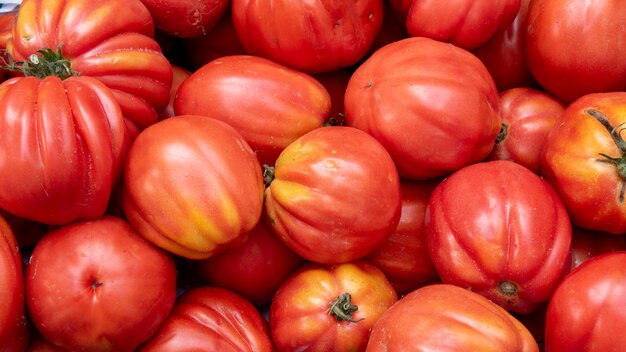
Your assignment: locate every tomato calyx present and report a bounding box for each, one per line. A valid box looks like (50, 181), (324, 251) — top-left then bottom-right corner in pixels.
(495, 122), (509, 145)
(0, 45), (78, 80)
(328, 292), (364, 323)
(586, 109), (626, 203)
(263, 164), (275, 188)
(498, 280), (518, 296)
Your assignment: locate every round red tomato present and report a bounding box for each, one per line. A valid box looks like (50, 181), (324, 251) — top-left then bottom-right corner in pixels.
(122, 115), (264, 260)
(525, 0), (626, 103)
(139, 0), (229, 38)
(139, 287), (273, 351)
(545, 252), (626, 351)
(269, 260), (398, 352)
(540, 92), (626, 234)
(231, 0), (384, 74)
(426, 160), (572, 313)
(25, 216), (177, 351)
(264, 126), (402, 264)
(345, 36), (501, 180)
(366, 284), (539, 351)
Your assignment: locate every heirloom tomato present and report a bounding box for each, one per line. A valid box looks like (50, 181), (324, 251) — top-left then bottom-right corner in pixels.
(25, 216), (177, 351)
(541, 92), (626, 234)
(345, 36), (501, 180)
(174, 55), (331, 166)
(426, 160), (572, 313)
(139, 287), (273, 351)
(405, 0), (521, 50)
(231, 0), (384, 74)
(486, 87), (565, 174)
(0, 75), (130, 225)
(270, 260), (398, 352)
(264, 126), (401, 264)
(525, 0), (626, 103)
(545, 252), (626, 351)
(366, 284), (539, 352)
(139, 0), (229, 38)
(122, 115), (264, 260)
(0, 214), (28, 351)
(7, 0), (172, 130)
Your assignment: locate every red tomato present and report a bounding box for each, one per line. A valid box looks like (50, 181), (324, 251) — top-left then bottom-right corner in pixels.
(122, 115), (265, 260)
(159, 64), (191, 120)
(264, 126), (402, 264)
(0, 214), (29, 351)
(7, 0), (173, 130)
(570, 226), (626, 270)
(139, 0), (229, 38)
(174, 55), (331, 166)
(231, 0), (384, 74)
(0, 75), (130, 225)
(486, 87), (565, 174)
(345, 36), (501, 180)
(426, 160), (572, 313)
(525, 0), (626, 103)
(139, 287), (274, 351)
(545, 252), (626, 351)
(366, 179), (441, 296)
(367, 284), (539, 351)
(269, 260), (397, 352)
(472, 0), (537, 91)
(540, 92), (626, 234)
(405, 0), (521, 50)
(25, 216), (177, 351)
(195, 219), (306, 305)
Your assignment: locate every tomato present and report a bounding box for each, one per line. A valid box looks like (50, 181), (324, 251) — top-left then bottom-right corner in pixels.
(7, 0), (173, 130)
(545, 252), (626, 351)
(195, 219), (306, 305)
(159, 64), (191, 120)
(525, 0), (626, 103)
(405, 0), (521, 50)
(269, 260), (397, 352)
(122, 115), (264, 260)
(0, 214), (29, 351)
(425, 160), (572, 313)
(138, 287), (274, 351)
(344, 36), (501, 180)
(366, 284), (539, 351)
(570, 226), (626, 270)
(366, 179), (441, 296)
(540, 92), (626, 234)
(174, 55), (331, 166)
(231, 0), (384, 74)
(25, 216), (177, 351)
(486, 87), (565, 174)
(472, 0), (537, 91)
(264, 126), (402, 264)
(138, 0), (229, 38)
(0, 75), (130, 225)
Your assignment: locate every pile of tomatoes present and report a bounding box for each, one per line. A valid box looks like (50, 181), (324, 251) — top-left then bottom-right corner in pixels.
(1, 0), (626, 351)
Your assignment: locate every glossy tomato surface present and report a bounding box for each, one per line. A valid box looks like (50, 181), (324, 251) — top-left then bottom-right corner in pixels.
(264, 126), (401, 264)
(426, 160), (572, 313)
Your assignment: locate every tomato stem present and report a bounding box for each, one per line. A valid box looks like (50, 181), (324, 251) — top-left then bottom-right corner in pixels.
(0, 45), (78, 80)
(263, 164), (275, 188)
(495, 122), (509, 145)
(328, 292), (364, 323)
(498, 281), (518, 296)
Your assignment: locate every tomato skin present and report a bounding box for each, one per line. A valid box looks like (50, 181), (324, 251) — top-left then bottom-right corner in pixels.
(231, 0), (384, 74)
(25, 216), (177, 351)
(138, 0), (229, 38)
(269, 260), (398, 352)
(366, 284), (539, 352)
(426, 160), (572, 313)
(264, 126), (402, 264)
(0, 215), (29, 351)
(138, 287), (274, 351)
(486, 87), (565, 174)
(366, 179), (441, 296)
(540, 92), (626, 234)
(406, 0), (521, 50)
(0, 75), (130, 225)
(345, 36), (501, 180)
(175, 55), (331, 166)
(7, 0), (173, 130)
(525, 0), (626, 103)
(545, 252), (626, 351)
(122, 115), (265, 260)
